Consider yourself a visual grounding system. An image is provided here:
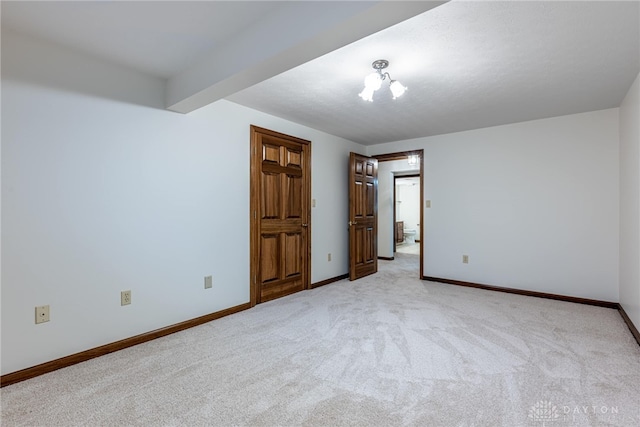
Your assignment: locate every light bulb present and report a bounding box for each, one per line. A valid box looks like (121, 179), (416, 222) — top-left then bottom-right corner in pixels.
(358, 87), (375, 102)
(390, 80), (407, 99)
(363, 72), (382, 91)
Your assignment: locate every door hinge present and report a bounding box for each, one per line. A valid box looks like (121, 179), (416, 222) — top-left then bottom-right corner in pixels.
(254, 210), (257, 219)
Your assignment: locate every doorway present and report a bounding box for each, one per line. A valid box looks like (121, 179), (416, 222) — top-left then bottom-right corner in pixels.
(249, 126), (311, 306)
(373, 150), (424, 278)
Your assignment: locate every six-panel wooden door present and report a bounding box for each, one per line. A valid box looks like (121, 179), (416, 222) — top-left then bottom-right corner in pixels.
(250, 126), (310, 305)
(349, 152), (378, 280)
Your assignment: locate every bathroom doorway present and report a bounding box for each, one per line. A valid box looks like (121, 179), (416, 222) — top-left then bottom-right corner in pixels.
(373, 150), (424, 278)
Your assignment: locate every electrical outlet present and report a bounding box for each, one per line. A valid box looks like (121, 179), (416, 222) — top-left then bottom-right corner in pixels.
(426, 200), (431, 208)
(312, 199), (316, 207)
(328, 253), (332, 262)
(204, 275), (213, 289)
(35, 305), (50, 324)
(462, 255), (469, 264)
(121, 290), (131, 306)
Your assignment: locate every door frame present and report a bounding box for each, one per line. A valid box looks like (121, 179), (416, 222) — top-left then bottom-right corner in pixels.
(373, 150), (424, 278)
(249, 125), (312, 307)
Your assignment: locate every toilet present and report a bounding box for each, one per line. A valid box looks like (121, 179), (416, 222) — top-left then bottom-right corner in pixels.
(403, 229), (416, 244)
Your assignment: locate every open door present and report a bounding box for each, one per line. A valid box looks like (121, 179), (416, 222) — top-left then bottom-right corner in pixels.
(349, 152), (378, 280)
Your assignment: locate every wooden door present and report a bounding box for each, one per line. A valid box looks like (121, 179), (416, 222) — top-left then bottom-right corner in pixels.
(349, 152), (378, 280)
(250, 126), (311, 305)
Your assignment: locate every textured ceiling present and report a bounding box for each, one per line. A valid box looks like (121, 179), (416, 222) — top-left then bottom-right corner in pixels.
(228, 1), (640, 145)
(2, 1), (440, 114)
(2, 1), (638, 146)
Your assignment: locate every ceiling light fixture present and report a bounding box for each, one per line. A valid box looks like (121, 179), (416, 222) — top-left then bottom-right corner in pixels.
(407, 154), (419, 166)
(358, 59), (407, 102)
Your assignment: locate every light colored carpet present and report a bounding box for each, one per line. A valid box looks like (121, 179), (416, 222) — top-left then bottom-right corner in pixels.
(396, 243), (420, 255)
(2, 254), (639, 426)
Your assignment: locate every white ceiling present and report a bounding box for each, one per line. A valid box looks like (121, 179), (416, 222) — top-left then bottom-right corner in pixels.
(229, 1), (640, 145)
(2, 1), (639, 146)
(1, 1), (441, 114)
(1, 1), (283, 78)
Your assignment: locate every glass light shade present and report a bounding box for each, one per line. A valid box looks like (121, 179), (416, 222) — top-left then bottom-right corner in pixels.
(389, 80), (407, 99)
(358, 87), (375, 102)
(363, 72), (383, 91)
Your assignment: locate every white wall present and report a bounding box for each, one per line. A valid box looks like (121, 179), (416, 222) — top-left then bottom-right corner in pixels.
(369, 109), (620, 302)
(309, 130), (365, 283)
(619, 72), (640, 331)
(1, 31), (364, 375)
